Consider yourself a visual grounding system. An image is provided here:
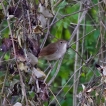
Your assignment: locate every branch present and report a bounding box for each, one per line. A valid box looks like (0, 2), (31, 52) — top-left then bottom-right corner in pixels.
(53, 0), (62, 8)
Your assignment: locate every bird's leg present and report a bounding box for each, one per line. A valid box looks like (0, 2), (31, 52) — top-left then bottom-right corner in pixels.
(47, 60), (52, 68)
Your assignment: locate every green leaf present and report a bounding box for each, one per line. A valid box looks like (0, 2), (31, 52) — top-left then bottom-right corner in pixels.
(29, 91), (35, 99)
(93, 30), (100, 39)
(0, 71), (5, 77)
(4, 53), (10, 60)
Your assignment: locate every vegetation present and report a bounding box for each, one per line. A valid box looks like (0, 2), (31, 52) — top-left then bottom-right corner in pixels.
(0, 0), (106, 106)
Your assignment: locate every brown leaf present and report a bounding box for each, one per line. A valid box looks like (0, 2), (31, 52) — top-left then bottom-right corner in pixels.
(27, 52), (38, 66)
(32, 67), (46, 79)
(13, 102), (22, 106)
(39, 3), (53, 18)
(38, 14), (47, 28)
(18, 35), (22, 48)
(33, 25), (43, 34)
(18, 63), (28, 72)
(28, 38), (40, 57)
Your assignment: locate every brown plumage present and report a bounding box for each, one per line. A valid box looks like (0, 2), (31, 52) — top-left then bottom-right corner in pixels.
(39, 42), (58, 57)
(38, 40), (67, 60)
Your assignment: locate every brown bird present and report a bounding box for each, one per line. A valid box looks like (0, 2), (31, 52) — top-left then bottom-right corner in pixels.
(38, 40), (67, 61)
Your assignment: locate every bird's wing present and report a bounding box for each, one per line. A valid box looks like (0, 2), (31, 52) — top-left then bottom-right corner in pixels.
(38, 43), (58, 57)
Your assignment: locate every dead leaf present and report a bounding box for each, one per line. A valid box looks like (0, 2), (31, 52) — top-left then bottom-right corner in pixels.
(86, 88), (92, 93)
(18, 63), (28, 72)
(28, 38), (40, 57)
(83, 103), (87, 106)
(27, 52), (38, 66)
(13, 102), (22, 106)
(32, 67), (46, 79)
(88, 97), (93, 103)
(18, 35), (22, 48)
(29, 68), (46, 84)
(36, 79), (41, 93)
(82, 84), (85, 90)
(33, 25), (43, 34)
(95, 92), (99, 97)
(39, 3), (53, 18)
(38, 14), (47, 28)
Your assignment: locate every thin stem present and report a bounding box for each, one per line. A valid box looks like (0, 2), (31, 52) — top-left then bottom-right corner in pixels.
(18, 68), (28, 105)
(49, 88), (61, 106)
(53, 0), (62, 8)
(40, 20), (50, 49)
(68, 10), (88, 46)
(44, 61), (58, 83)
(1, 65), (8, 94)
(1, 2), (16, 58)
(49, 64), (85, 106)
(48, 57), (64, 86)
(73, 2), (82, 106)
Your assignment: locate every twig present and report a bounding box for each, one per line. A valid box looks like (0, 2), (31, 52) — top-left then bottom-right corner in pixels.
(64, 70), (81, 97)
(1, 65), (8, 94)
(27, 10), (32, 36)
(44, 61), (58, 83)
(1, 2), (16, 58)
(70, 29), (96, 46)
(0, 22), (13, 33)
(68, 10), (88, 46)
(46, 1), (103, 30)
(70, 47), (84, 63)
(48, 57), (64, 86)
(101, 21), (106, 30)
(16, 62), (28, 105)
(50, 8), (60, 27)
(49, 88), (61, 106)
(0, 58), (15, 63)
(49, 64), (85, 106)
(73, 3), (82, 106)
(70, 22), (98, 26)
(40, 20), (50, 49)
(53, 0), (62, 8)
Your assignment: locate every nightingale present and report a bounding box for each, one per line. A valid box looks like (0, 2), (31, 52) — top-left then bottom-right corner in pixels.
(38, 40), (67, 60)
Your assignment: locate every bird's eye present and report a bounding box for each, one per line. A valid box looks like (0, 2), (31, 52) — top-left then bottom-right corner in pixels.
(60, 41), (62, 43)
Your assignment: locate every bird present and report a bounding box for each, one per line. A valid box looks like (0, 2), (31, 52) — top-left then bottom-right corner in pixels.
(38, 40), (67, 61)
